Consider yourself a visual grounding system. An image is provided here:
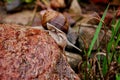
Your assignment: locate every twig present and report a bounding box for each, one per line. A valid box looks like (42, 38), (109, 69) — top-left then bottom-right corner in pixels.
(78, 25), (89, 50)
(41, 0), (50, 7)
(85, 56), (89, 80)
(36, 0), (47, 9)
(27, 0), (38, 26)
(96, 57), (104, 80)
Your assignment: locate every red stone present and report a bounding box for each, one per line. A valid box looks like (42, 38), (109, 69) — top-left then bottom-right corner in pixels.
(0, 24), (80, 80)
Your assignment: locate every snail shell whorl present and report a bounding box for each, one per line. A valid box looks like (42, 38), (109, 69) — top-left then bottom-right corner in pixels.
(41, 10), (69, 33)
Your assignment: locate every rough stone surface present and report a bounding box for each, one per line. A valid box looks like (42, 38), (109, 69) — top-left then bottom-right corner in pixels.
(0, 24), (80, 80)
(2, 11), (33, 25)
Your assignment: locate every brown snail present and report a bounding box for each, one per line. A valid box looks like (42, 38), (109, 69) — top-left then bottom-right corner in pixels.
(41, 10), (69, 33)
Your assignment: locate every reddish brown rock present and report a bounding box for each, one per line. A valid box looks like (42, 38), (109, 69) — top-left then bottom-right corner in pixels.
(0, 24), (80, 80)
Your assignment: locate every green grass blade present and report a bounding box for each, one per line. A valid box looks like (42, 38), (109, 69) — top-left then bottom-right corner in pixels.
(115, 34), (120, 48)
(87, 5), (109, 57)
(118, 54), (120, 64)
(114, 19), (120, 36)
(107, 27), (115, 53)
(107, 19), (120, 53)
(102, 56), (108, 76)
(117, 34), (120, 64)
(107, 19), (120, 64)
(116, 73), (120, 80)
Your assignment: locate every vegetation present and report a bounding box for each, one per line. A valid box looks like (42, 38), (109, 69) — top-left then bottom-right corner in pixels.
(80, 5), (120, 80)
(6, 0), (34, 3)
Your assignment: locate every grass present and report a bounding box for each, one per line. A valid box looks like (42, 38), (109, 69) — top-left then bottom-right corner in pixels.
(116, 73), (120, 80)
(87, 5), (109, 57)
(80, 5), (120, 80)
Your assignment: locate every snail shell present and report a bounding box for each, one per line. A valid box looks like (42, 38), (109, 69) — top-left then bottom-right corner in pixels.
(41, 10), (69, 33)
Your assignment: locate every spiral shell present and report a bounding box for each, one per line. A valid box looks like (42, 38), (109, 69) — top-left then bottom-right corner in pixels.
(41, 10), (69, 33)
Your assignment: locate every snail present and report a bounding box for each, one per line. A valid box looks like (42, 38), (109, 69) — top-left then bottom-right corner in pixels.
(41, 10), (82, 54)
(46, 23), (82, 53)
(41, 10), (69, 34)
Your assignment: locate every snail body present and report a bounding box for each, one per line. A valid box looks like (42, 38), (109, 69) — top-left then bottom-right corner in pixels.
(47, 23), (82, 53)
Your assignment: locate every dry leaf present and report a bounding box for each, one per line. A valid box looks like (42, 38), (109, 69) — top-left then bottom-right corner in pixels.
(77, 12), (100, 25)
(69, 0), (82, 15)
